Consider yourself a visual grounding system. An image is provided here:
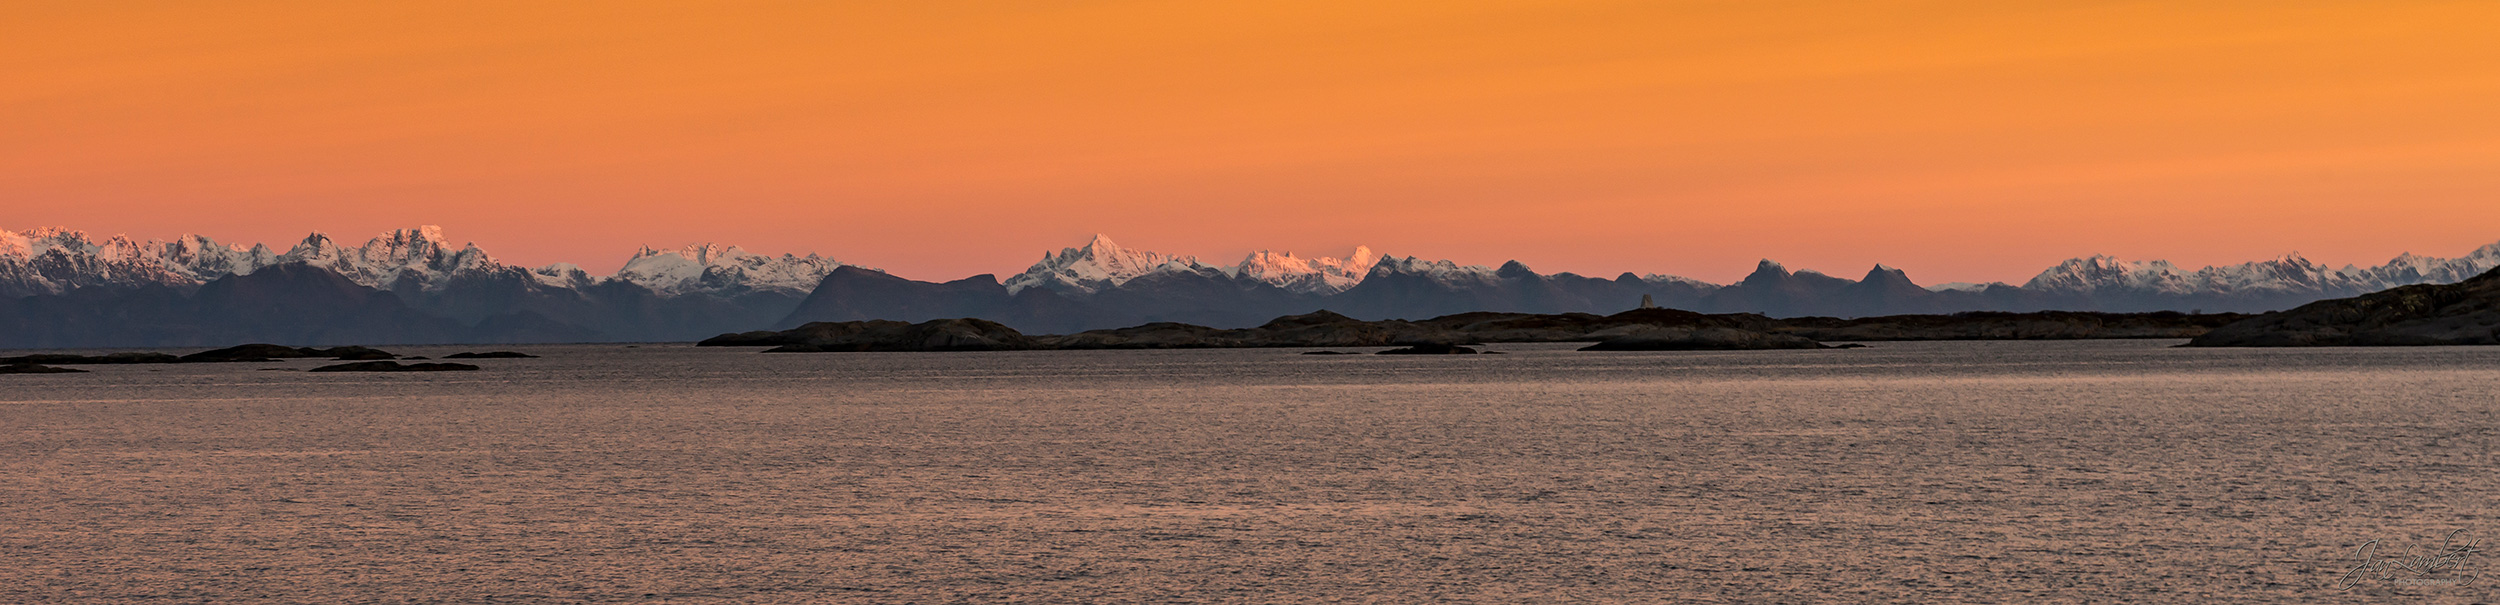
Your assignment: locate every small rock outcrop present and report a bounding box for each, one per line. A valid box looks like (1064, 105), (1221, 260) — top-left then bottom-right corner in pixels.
(1376, 343), (1481, 355)
(2187, 266), (2500, 346)
(307, 361), (479, 372)
(444, 351), (537, 359)
(1, 363), (87, 374)
(178, 344), (327, 362)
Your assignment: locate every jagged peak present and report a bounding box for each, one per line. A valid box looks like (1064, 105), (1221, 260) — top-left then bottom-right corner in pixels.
(1863, 264), (1912, 281)
(1741, 259), (1792, 284)
(1226, 245), (1384, 294)
(295, 231), (336, 250)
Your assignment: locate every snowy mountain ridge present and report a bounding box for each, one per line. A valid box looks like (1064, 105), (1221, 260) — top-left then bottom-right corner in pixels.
(0, 227), (278, 296)
(1365, 255), (1504, 286)
(0, 225), (844, 299)
(2021, 244), (2500, 297)
(275, 226), (510, 292)
(614, 243), (845, 296)
(1003, 236), (1515, 296)
(1233, 246), (1383, 295)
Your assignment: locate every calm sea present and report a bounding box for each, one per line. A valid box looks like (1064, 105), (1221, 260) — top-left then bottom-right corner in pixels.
(3, 340), (2493, 603)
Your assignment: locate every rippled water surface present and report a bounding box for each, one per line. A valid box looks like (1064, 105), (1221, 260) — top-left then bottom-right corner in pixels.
(3, 340), (2495, 603)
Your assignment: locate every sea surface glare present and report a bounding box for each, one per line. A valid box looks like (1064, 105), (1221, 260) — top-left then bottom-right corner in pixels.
(1, 340), (2493, 603)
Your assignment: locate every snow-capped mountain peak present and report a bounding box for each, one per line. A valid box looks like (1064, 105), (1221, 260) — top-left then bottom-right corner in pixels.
(274, 226), (506, 291)
(2022, 254), (2190, 294)
(1233, 246), (1382, 295)
(613, 242), (843, 296)
(1005, 234), (1221, 295)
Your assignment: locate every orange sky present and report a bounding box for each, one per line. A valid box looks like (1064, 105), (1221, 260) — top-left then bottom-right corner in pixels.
(5, 1), (2497, 283)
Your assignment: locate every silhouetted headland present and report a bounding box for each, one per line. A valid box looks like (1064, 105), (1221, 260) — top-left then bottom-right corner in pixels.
(2187, 266), (2500, 346)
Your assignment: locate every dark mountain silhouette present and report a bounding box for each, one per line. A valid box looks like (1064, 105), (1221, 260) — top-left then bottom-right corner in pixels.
(2186, 266), (2500, 346)
(0, 264), (465, 347)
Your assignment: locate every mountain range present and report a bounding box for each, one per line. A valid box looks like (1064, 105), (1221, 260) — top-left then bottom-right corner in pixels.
(4, 225), (2497, 347)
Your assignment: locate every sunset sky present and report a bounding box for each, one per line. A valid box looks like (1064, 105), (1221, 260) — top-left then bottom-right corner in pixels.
(5, 1), (2497, 283)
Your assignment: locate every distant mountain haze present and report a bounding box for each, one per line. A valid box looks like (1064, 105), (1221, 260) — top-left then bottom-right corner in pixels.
(4, 226), (2497, 347)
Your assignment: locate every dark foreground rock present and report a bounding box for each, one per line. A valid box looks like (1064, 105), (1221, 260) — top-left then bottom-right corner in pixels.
(1376, 343), (1481, 355)
(308, 361), (479, 372)
(444, 351), (538, 359)
(706, 318), (1039, 352)
(0, 352), (181, 365)
(181, 344), (399, 363)
(1, 363), (86, 374)
(1581, 327), (1829, 351)
(2187, 266), (2500, 347)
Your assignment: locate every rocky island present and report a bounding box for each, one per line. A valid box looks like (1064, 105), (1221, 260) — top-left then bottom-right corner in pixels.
(1, 344), (404, 365)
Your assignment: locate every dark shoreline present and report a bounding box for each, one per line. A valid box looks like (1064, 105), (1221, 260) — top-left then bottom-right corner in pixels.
(699, 309), (2251, 352)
